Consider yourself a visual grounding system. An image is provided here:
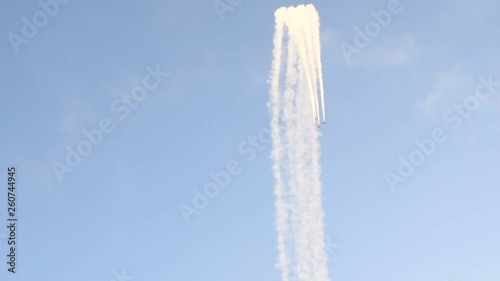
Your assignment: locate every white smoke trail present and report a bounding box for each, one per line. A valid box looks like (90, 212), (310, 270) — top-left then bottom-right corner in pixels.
(284, 7), (317, 126)
(268, 4), (329, 281)
(268, 7), (290, 281)
(306, 5), (326, 123)
(298, 7), (320, 125)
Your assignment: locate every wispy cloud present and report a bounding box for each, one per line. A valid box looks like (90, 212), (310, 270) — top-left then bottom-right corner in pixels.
(418, 68), (474, 116)
(323, 28), (421, 70)
(58, 100), (98, 137)
(356, 33), (421, 68)
(436, 0), (498, 27)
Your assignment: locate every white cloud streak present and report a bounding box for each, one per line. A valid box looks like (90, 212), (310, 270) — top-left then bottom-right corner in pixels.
(268, 4), (329, 281)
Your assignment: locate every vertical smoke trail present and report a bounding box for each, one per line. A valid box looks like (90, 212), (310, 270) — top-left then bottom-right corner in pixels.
(268, 4), (328, 281)
(284, 7), (319, 126)
(299, 12), (328, 277)
(306, 5), (326, 123)
(268, 7), (290, 281)
(298, 8), (321, 125)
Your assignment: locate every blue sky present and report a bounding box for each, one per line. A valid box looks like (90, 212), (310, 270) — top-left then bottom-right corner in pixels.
(1, 0), (500, 280)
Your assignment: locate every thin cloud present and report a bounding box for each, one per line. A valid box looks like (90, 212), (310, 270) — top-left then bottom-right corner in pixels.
(58, 100), (98, 137)
(323, 28), (421, 70)
(418, 68), (474, 116)
(359, 34), (421, 68)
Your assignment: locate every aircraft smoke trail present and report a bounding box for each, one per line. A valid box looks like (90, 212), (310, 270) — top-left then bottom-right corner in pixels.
(306, 4), (326, 123)
(298, 8), (321, 125)
(268, 4), (328, 281)
(269, 9), (290, 281)
(287, 7), (318, 125)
